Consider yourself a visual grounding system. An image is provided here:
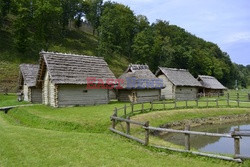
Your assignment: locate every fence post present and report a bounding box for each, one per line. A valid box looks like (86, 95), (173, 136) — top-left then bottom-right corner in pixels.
(206, 98), (209, 107)
(124, 104), (127, 116)
(174, 100), (177, 109)
(216, 98), (218, 107)
(237, 93), (240, 107)
(196, 99), (198, 107)
(163, 101), (166, 110)
(227, 93), (230, 106)
(131, 103), (134, 114)
(185, 125), (191, 151)
(233, 128), (240, 156)
(185, 100), (188, 108)
(112, 108), (117, 129)
(150, 101), (153, 111)
(142, 102), (144, 112)
(144, 121), (150, 146)
(126, 116), (130, 134)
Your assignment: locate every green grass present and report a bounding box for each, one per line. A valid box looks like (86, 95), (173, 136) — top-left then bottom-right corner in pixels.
(0, 93), (29, 107)
(1, 95), (250, 166)
(1, 108), (244, 166)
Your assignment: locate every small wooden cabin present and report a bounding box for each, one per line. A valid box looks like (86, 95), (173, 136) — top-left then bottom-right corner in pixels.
(155, 67), (201, 100)
(18, 64), (42, 103)
(197, 75), (227, 96)
(118, 64), (164, 103)
(37, 51), (116, 107)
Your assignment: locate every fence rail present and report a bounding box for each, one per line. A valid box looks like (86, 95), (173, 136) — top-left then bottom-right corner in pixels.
(110, 97), (250, 162)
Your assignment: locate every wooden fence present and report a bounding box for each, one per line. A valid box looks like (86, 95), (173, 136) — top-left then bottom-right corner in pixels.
(110, 99), (250, 162)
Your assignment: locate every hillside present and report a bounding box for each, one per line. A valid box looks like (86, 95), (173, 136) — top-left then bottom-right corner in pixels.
(0, 22), (129, 92)
(0, 0), (249, 92)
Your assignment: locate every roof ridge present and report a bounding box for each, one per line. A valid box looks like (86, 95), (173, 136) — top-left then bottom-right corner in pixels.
(160, 67), (188, 71)
(40, 51), (104, 59)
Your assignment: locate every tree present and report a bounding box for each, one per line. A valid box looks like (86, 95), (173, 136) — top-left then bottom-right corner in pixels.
(84, 0), (102, 35)
(135, 15), (150, 33)
(98, 2), (136, 58)
(60, 0), (81, 30)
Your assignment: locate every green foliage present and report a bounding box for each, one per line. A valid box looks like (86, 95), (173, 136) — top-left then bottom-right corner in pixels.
(98, 2), (136, 57)
(83, 0), (102, 35)
(0, 0), (248, 90)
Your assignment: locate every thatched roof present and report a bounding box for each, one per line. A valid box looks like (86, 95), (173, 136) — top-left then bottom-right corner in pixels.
(119, 64), (165, 89)
(19, 64), (39, 87)
(156, 67), (202, 87)
(197, 75), (227, 90)
(37, 51), (116, 85)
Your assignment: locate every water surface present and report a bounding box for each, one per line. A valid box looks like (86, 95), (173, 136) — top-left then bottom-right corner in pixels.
(159, 120), (250, 155)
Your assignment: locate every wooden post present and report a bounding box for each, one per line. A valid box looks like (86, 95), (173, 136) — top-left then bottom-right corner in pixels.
(237, 93), (240, 107)
(144, 121), (150, 146)
(131, 103), (134, 114)
(150, 101), (153, 111)
(124, 104), (127, 116)
(142, 103), (144, 112)
(234, 128), (240, 156)
(185, 100), (188, 108)
(185, 125), (191, 151)
(112, 108), (117, 129)
(126, 116), (130, 134)
(174, 100), (177, 109)
(206, 98), (209, 107)
(196, 99), (198, 107)
(163, 101), (166, 110)
(216, 98), (218, 107)
(227, 93), (230, 106)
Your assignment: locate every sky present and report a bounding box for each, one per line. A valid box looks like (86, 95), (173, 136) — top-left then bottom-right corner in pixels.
(108, 0), (250, 65)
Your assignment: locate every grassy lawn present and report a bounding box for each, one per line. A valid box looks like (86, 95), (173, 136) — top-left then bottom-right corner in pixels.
(0, 93), (29, 107)
(1, 93), (250, 166)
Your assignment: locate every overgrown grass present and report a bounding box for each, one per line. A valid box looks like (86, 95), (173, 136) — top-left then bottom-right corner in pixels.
(0, 93), (29, 107)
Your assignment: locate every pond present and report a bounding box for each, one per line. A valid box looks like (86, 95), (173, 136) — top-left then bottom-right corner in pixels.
(159, 120), (250, 156)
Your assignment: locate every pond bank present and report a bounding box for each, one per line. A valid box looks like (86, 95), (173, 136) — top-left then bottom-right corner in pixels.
(155, 113), (250, 135)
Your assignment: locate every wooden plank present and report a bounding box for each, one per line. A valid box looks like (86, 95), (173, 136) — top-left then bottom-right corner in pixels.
(109, 128), (145, 144)
(110, 116), (145, 126)
(126, 116), (130, 134)
(144, 121), (150, 146)
(235, 154), (250, 160)
(185, 125), (191, 150)
(144, 126), (232, 138)
(152, 145), (242, 163)
(233, 131), (250, 136)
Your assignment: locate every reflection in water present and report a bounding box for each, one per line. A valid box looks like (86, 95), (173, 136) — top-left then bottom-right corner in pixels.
(159, 121), (250, 155)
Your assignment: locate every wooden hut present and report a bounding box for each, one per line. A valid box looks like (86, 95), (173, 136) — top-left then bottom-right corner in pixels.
(155, 67), (201, 100)
(18, 64), (42, 103)
(117, 64), (164, 103)
(197, 75), (227, 96)
(37, 51), (116, 107)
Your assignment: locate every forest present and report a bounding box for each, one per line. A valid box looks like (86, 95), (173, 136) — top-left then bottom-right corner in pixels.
(0, 0), (249, 90)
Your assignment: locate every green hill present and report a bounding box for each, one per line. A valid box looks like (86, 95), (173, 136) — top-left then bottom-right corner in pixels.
(0, 20), (129, 92)
(0, 0), (249, 92)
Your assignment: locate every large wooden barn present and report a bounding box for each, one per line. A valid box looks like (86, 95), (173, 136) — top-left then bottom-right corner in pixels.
(18, 64), (42, 103)
(197, 75), (227, 96)
(155, 67), (201, 100)
(118, 64), (164, 103)
(37, 51), (116, 107)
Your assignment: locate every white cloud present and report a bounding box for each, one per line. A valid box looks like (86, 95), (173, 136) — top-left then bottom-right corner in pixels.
(224, 32), (250, 44)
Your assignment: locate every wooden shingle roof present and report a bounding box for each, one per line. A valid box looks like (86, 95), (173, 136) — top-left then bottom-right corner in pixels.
(19, 64), (39, 87)
(156, 67), (202, 87)
(38, 51), (116, 84)
(119, 64), (165, 89)
(197, 75), (227, 90)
